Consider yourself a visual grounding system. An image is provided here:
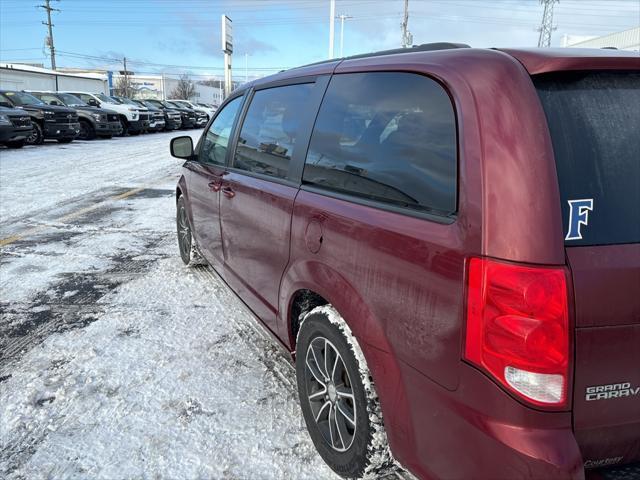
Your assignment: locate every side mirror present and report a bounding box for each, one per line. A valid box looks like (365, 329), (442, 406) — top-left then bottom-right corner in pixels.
(170, 136), (194, 159)
(0, 101), (12, 108)
(88, 99), (99, 107)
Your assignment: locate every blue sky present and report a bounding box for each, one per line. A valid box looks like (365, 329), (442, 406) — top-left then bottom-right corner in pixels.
(1, 0), (638, 80)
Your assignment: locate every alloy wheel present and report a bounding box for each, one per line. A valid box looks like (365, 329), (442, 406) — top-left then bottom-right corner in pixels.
(304, 336), (357, 452)
(26, 122), (40, 145)
(177, 205), (191, 259)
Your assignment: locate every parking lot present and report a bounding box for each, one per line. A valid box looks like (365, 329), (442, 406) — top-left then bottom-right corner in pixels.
(0, 132), (340, 479)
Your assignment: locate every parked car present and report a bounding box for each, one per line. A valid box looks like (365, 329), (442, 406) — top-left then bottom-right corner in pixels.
(28, 91), (122, 140)
(196, 102), (218, 114)
(168, 99), (215, 121)
(137, 100), (181, 131)
(62, 91), (143, 136)
(131, 100), (166, 132)
(110, 96), (153, 133)
(167, 100), (209, 126)
(0, 105), (32, 148)
(170, 44), (640, 480)
(0, 90), (79, 145)
(145, 99), (197, 129)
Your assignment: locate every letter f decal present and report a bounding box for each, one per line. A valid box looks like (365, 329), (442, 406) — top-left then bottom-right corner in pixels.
(565, 199), (594, 241)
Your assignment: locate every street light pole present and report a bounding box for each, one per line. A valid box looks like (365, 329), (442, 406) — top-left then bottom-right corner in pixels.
(337, 14), (353, 57)
(328, 0), (335, 59)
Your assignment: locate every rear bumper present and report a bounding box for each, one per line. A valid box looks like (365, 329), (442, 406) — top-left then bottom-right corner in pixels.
(0, 125), (31, 142)
(375, 352), (584, 479)
(43, 122), (80, 139)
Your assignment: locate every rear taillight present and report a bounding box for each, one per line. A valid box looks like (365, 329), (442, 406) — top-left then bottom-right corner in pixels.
(465, 257), (570, 407)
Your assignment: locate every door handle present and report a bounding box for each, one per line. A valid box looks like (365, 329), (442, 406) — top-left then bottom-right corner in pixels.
(208, 180), (222, 192)
(222, 186), (235, 198)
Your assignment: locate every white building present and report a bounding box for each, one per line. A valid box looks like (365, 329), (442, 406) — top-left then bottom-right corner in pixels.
(562, 27), (640, 51)
(0, 63), (109, 93)
(109, 74), (223, 105)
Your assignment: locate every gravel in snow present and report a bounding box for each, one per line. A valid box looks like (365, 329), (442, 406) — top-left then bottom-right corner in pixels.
(0, 133), (340, 479)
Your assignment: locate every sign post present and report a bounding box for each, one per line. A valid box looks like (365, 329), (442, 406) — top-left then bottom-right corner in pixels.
(221, 15), (233, 98)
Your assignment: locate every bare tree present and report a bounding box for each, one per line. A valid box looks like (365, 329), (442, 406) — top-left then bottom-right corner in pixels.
(113, 75), (133, 98)
(170, 74), (196, 100)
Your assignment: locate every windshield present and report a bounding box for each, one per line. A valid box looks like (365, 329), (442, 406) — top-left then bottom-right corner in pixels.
(535, 71), (640, 246)
(166, 101), (183, 109)
(57, 93), (87, 107)
(3, 91), (45, 106)
(96, 93), (118, 104)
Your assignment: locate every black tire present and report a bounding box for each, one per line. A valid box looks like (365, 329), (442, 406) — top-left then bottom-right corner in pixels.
(57, 138), (74, 144)
(78, 120), (96, 140)
(4, 140), (25, 149)
(296, 306), (396, 479)
(118, 117), (128, 136)
(26, 121), (44, 145)
(176, 196), (207, 267)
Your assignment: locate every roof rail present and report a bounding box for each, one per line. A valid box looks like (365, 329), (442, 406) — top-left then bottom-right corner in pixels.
(290, 42), (470, 71)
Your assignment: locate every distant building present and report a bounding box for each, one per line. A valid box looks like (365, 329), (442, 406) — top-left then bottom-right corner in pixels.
(562, 26), (640, 51)
(0, 63), (109, 93)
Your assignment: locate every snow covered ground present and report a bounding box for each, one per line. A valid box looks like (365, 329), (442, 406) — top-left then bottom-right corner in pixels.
(0, 132), (343, 479)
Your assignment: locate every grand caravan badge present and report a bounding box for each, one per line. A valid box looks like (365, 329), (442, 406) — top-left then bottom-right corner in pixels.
(585, 382), (640, 401)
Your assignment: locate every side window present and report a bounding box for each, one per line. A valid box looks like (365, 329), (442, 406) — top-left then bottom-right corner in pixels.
(77, 94), (93, 104)
(199, 96), (243, 165)
(303, 72), (457, 215)
(233, 83), (313, 180)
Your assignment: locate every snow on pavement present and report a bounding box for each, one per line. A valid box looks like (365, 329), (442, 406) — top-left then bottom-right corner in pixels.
(0, 133), (340, 479)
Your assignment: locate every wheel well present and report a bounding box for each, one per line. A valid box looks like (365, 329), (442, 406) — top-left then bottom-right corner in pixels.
(290, 289), (328, 346)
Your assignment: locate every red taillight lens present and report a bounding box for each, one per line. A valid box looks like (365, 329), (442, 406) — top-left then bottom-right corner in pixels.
(465, 257), (570, 406)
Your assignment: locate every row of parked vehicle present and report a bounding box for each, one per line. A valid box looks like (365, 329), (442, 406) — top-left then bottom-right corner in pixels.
(0, 89), (217, 148)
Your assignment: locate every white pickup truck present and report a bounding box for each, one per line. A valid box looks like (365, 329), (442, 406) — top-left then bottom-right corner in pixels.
(61, 91), (143, 135)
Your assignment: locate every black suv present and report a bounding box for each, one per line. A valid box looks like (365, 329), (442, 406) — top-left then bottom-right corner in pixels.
(146, 99), (197, 129)
(0, 105), (33, 148)
(139, 99), (182, 130)
(131, 100), (166, 132)
(0, 90), (80, 145)
(28, 91), (122, 140)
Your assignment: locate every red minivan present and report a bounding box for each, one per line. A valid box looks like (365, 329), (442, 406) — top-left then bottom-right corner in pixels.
(170, 44), (640, 479)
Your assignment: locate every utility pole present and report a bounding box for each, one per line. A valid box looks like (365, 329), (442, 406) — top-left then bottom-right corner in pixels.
(39, 0), (60, 70)
(123, 57), (129, 97)
(328, 0), (335, 59)
(336, 14), (353, 57)
(221, 15), (233, 98)
(537, 0), (559, 48)
(401, 0), (412, 48)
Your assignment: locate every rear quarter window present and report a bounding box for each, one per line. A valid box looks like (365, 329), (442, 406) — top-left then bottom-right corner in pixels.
(535, 71), (640, 246)
(303, 72), (457, 216)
